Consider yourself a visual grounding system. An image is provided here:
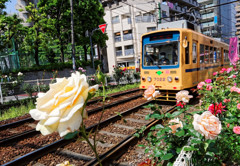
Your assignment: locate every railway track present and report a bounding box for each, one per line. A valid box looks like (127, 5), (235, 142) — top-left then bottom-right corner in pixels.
(1, 89), (147, 165)
(0, 88), (141, 144)
(1, 98), (175, 166)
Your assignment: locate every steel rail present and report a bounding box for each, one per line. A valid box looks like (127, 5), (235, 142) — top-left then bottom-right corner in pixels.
(86, 105), (177, 166)
(0, 88), (140, 130)
(2, 95), (148, 166)
(0, 93), (142, 146)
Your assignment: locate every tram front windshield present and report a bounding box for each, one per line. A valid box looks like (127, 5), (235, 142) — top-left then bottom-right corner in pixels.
(143, 41), (179, 66)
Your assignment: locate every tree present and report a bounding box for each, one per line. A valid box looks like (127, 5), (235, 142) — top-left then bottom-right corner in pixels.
(38, 0), (71, 63)
(74, 0), (108, 62)
(23, 2), (47, 66)
(0, 0), (26, 52)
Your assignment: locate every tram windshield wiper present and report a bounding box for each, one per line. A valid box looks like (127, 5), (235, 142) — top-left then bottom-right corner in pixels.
(157, 65), (161, 69)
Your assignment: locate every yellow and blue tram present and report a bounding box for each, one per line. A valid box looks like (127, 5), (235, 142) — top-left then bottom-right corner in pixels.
(140, 28), (230, 101)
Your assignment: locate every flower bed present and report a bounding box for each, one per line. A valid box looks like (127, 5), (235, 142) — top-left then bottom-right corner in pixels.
(137, 60), (240, 166)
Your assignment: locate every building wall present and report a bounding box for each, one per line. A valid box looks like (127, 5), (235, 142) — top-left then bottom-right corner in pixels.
(198, 0), (237, 43)
(104, 0), (164, 74)
(15, 0), (38, 26)
(220, 0), (236, 43)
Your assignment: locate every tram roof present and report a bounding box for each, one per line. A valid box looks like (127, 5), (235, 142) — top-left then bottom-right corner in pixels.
(141, 28), (229, 47)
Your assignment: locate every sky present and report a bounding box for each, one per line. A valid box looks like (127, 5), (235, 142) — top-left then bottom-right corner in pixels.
(5, 0), (18, 14)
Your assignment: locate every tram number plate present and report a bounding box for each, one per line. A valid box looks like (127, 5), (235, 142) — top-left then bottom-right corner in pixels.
(154, 77), (165, 81)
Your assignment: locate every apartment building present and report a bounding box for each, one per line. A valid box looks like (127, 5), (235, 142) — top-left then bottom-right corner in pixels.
(15, 0), (38, 26)
(198, 0), (236, 43)
(163, 0), (201, 23)
(102, 0), (200, 74)
(236, 2), (240, 46)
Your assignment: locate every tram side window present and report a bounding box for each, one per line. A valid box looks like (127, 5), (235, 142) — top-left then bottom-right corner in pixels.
(217, 48), (221, 62)
(205, 46), (209, 64)
(192, 42), (197, 63)
(209, 47), (213, 63)
(213, 47), (217, 63)
(185, 42), (189, 64)
(200, 44), (204, 64)
(226, 50), (229, 62)
(224, 50), (227, 62)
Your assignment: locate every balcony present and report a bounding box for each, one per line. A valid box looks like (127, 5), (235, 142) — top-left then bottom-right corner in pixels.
(198, 0), (213, 4)
(125, 48), (134, 56)
(135, 16), (155, 23)
(202, 13), (214, 20)
(116, 50), (123, 56)
(123, 33), (133, 41)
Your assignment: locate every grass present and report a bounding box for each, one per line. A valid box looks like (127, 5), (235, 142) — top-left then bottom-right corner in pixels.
(0, 101), (35, 121)
(0, 83), (140, 121)
(95, 83), (140, 97)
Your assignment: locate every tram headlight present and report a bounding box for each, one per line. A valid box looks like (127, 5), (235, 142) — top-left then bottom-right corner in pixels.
(142, 77), (146, 81)
(167, 76), (172, 82)
(147, 77), (152, 82)
(175, 76), (179, 81)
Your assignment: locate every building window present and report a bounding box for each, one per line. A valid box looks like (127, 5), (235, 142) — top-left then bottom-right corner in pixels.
(123, 30), (133, 41)
(114, 32), (121, 42)
(147, 27), (156, 32)
(116, 47), (122, 56)
(112, 16), (120, 24)
(162, 10), (167, 18)
(124, 45), (134, 56)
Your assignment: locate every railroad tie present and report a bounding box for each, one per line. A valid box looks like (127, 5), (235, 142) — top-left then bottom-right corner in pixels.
(113, 124), (135, 130)
(58, 149), (94, 161)
(83, 138), (114, 148)
(124, 118), (150, 124)
(99, 130), (128, 138)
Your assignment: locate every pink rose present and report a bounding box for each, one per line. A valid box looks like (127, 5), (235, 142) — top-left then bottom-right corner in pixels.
(193, 111), (222, 140)
(234, 83), (237, 86)
(213, 72), (218, 76)
(206, 84), (212, 91)
(237, 103), (240, 110)
(233, 75), (236, 78)
(197, 81), (205, 89)
(144, 85), (160, 100)
(233, 126), (240, 134)
(205, 79), (212, 84)
(227, 67), (233, 73)
(169, 118), (183, 133)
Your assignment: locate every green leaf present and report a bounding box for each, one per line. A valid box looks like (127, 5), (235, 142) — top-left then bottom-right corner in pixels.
(191, 138), (202, 144)
(184, 146), (196, 151)
(134, 133), (140, 138)
(171, 111), (182, 117)
(155, 124), (164, 129)
(175, 129), (185, 137)
(204, 142), (209, 151)
(162, 153), (174, 160)
(64, 131), (79, 140)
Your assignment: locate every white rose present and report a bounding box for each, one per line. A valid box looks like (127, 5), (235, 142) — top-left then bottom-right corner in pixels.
(18, 72), (23, 76)
(176, 90), (193, 103)
(192, 111), (221, 140)
(144, 85), (160, 100)
(29, 72), (98, 137)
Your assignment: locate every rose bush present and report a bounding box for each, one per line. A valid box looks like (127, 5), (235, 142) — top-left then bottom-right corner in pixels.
(29, 72), (98, 137)
(137, 59), (240, 166)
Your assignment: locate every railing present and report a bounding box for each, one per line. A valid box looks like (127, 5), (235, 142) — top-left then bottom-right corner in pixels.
(202, 13), (215, 19)
(123, 33), (133, 41)
(116, 50), (123, 56)
(125, 49), (134, 56)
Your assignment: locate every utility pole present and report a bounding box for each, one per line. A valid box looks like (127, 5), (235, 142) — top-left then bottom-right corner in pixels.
(158, 2), (161, 25)
(70, 0), (76, 71)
